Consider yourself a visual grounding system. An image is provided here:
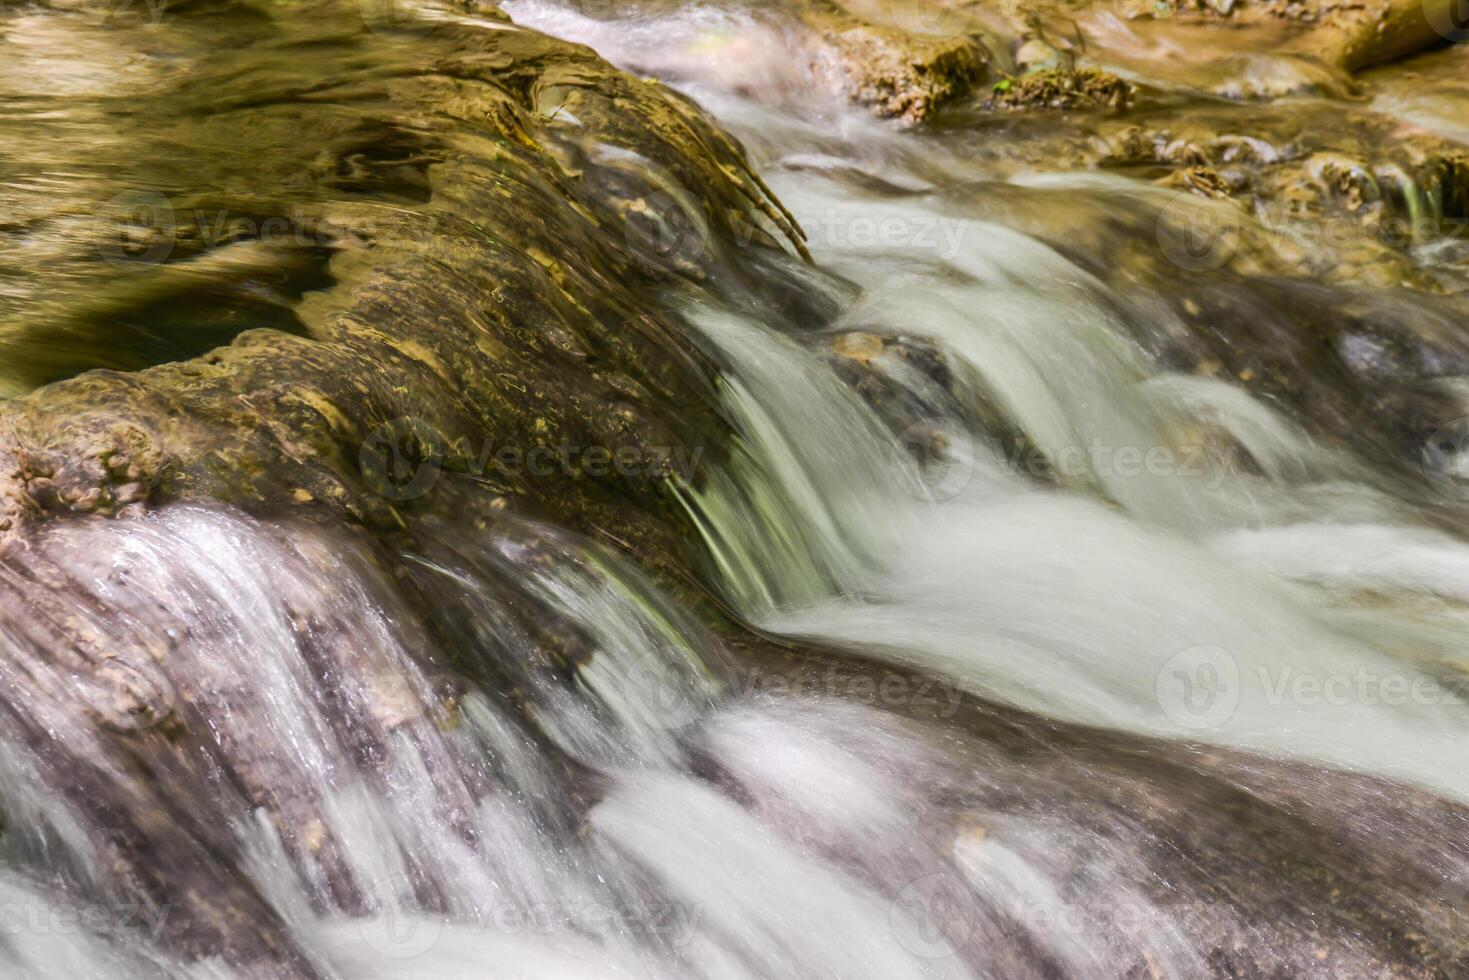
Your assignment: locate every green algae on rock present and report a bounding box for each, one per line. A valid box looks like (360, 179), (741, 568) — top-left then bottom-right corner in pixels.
(0, 1), (824, 968)
(985, 67), (1135, 111)
(0, 0), (808, 555)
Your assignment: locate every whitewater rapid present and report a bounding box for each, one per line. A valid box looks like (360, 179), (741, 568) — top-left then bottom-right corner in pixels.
(4, 2), (1469, 978)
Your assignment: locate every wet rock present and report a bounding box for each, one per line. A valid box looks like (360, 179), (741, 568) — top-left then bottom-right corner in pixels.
(1083, 103), (1469, 286)
(1118, 276), (1469, 476)
(0, 5), (812, 971)
(0, 11), (806, 552)
(824, 330), (956, 430)
(1014, 36), (1065, 73)
(986, 68), (1135, 112)
(1092, 0), (1452, 74)
(806, 10), (988, 121)
(1158, 165), (1238, 198)
(829, 330), (888, 365)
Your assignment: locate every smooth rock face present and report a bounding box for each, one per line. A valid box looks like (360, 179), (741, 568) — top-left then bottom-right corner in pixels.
(5, 0), (1469, 977)
(806, 14), (988, 121)
(0, 3), (811, 971)
(0, 1), (805, 551)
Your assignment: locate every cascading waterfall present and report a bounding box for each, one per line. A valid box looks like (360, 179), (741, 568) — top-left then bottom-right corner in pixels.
(4, 0), (1469, 977)
(673, 170), (1469, 801)
(0, 506), (996, 978)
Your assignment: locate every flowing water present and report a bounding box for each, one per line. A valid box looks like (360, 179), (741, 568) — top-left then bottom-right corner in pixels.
(3, 1), (1469, 977)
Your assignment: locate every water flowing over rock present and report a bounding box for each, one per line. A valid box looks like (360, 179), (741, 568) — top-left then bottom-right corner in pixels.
(4, 0), (1469, 978)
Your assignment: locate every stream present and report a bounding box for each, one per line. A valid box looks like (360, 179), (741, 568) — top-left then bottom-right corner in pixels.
(2, 0), (1469, 977)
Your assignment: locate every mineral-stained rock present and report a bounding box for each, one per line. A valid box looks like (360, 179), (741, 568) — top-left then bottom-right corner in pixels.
(0, 1), (810, 970)
(0, 4), (808, 553)
(986, 67), (1135, 112)
(1250, 0), (1455, 73)
(1068, 0), (1460, 92)
(804, 6), (989, 121)
(1158, 165), (1239, 198)
(1014, 36), (1066, 73)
